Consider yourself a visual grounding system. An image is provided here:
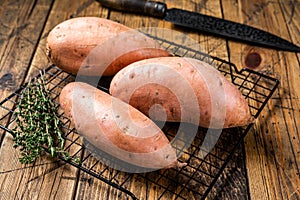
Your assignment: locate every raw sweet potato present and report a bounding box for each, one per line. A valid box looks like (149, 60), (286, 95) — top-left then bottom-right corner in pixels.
(110, 57), (254, 129)
(46, 17), (171, 76)
(59, 82), (179, 170)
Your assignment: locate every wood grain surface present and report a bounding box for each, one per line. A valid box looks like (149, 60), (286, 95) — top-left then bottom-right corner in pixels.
(0, 0), (299, 199)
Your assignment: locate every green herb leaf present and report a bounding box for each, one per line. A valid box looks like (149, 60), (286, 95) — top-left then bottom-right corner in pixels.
(12, 71), (80, 165)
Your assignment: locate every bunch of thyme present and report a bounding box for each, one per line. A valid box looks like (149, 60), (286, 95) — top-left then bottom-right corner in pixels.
(12, 71), (77, 164)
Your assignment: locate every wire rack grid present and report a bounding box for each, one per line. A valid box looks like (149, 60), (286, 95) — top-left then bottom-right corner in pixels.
(0, 35), (279, 200)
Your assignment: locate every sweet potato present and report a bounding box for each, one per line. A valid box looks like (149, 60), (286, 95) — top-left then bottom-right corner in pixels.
(59, 82), (179, 170)
(110, 57), (254, 129)
(46, 17), (171, 76)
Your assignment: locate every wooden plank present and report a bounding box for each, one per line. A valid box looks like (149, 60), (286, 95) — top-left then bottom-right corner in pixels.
(0, 0), (82, 197)
(0, 0), (54, 143)
(208, 148), (250, 200)
(0, 0), (103, 199)
(0, 130), (81, 200)
(278, 0), (300, 50)
(0, 1), (61, 199)
(0, 0), (51, 88)
(0, 0), (55, 142)
(221, 0), (300, 199)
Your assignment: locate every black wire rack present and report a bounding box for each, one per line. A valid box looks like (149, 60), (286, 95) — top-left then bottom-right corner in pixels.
(0, 34), (279, 199)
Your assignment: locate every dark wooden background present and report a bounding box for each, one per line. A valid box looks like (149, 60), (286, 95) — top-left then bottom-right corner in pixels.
(0, 0), (299, 199)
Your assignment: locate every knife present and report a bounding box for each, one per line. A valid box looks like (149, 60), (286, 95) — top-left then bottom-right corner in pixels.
(98, 0), (300, 52)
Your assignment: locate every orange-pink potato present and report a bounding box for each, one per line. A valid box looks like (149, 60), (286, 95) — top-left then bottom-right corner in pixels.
(59, 82), (179, 170)
(110, 57), (254, 129)
(46, 17), (171, 76)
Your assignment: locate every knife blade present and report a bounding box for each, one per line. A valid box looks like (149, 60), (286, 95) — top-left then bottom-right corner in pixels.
(98, 0), (300, 52)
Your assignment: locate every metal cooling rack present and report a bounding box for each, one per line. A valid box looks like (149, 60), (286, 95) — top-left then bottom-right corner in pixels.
(0, 35), (279, 199)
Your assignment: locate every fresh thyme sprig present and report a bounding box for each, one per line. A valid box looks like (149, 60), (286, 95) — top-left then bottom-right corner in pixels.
(12, 71), (79, 164)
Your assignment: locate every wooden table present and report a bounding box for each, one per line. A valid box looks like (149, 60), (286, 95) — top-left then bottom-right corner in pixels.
(0, 0), (299, 199)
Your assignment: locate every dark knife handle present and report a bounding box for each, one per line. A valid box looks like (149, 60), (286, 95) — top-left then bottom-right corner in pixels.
(98, 0), (167, 18)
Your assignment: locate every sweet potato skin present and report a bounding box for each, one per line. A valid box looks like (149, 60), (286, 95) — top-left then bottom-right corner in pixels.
(59, 82), (178, 170)
(46, 17), (171, 76)
(110, 57), (254, 129)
